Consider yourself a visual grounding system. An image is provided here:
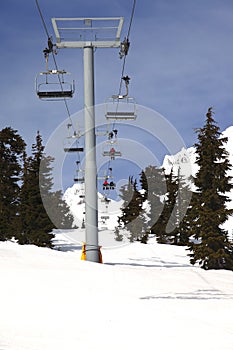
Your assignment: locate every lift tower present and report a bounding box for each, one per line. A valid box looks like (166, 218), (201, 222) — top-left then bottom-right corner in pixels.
(52, 17), (124, 262)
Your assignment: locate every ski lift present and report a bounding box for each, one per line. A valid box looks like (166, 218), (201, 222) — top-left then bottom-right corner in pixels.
(74, 175), (85, 183)
(63, 135), (84, 153)
(74, 163), (85, 183)
(95, 125), (110, 137)
(107, 129), (118, 141)
(105, 96), (136, 120)
(35, 69), (75, 100)
(109, 181), (116, 190)
(102, 146), (122, 159)
(102, 179), (110, 190)
(105, 76), (137, 120)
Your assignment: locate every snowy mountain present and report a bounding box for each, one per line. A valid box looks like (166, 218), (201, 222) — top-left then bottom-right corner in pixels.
(63, 183), (123, 231)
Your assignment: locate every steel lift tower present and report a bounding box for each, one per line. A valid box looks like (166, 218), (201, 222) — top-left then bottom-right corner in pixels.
(52, 17), (124, 262)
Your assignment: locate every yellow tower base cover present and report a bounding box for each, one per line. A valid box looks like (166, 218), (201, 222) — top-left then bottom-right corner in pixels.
(81, 243), (103, 263)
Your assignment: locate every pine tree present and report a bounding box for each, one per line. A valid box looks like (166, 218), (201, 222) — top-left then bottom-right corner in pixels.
(18, 132), (55, 247)
(188, 108), (233, 270)
(139, 170), (148, 201)
(48, 190), (74, 229)
(175, 174), (193, 245)
(165, 168), (192, 245)
(0, 127), (26, 240)
(118, 176), (146, 242)
(159, 169), (180, 244)
(142, 166), (167, 242)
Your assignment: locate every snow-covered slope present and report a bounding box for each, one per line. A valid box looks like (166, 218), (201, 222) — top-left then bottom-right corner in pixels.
(0, 236), (232, 350)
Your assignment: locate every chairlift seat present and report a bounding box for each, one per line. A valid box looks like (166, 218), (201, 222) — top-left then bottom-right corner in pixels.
(37, 90), (73, 99)
(74, 177), (85, 182)
(103, 151), (122, 157)
(106, 111), (136, 120)
(36, 69), (75, 101)
(105, 96), (137, 120)
(64, 147), (84, 152)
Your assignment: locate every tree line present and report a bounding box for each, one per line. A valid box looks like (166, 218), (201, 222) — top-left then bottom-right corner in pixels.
(0, 127), (74, 248)
(117, 108), (233, 271)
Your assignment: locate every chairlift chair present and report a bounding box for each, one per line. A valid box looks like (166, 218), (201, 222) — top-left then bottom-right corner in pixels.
(74, 176), (85, 183)
(36, 69), (75, 101)
(102, 146), (122, 159)
(74, 167), (85, 183)
(105, 96), (137, 120)
(63, 136), (84, 152)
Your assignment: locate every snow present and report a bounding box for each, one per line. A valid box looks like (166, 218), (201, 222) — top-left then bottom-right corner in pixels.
(0, 232), (233, 350)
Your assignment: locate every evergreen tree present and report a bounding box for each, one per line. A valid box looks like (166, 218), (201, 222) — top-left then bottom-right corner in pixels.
(139, 170), (148, 201)
(0, 127), (26, 240)
(188, 108), (233, 270)
(176, 173), (199, 246)
(174, 172), (193, 245)
(165, 168), (192, 245)
(142, 164), (192, 245)
(48, 190), (74, 229)
(18, 132), (55, 247)
(142, 166), (167, 242)
(118, 176), (146, 242)
(158, 169), (180, 244)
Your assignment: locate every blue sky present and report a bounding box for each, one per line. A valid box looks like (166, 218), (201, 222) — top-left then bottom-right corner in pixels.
(1, 0), (233, 191)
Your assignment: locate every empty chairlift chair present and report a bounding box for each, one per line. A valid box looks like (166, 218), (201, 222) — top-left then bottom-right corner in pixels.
(105, 96), (137, 120)
(63, 136), (84, 153)
(105, 76), (136, 120)
(36, 69), (75, 100)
